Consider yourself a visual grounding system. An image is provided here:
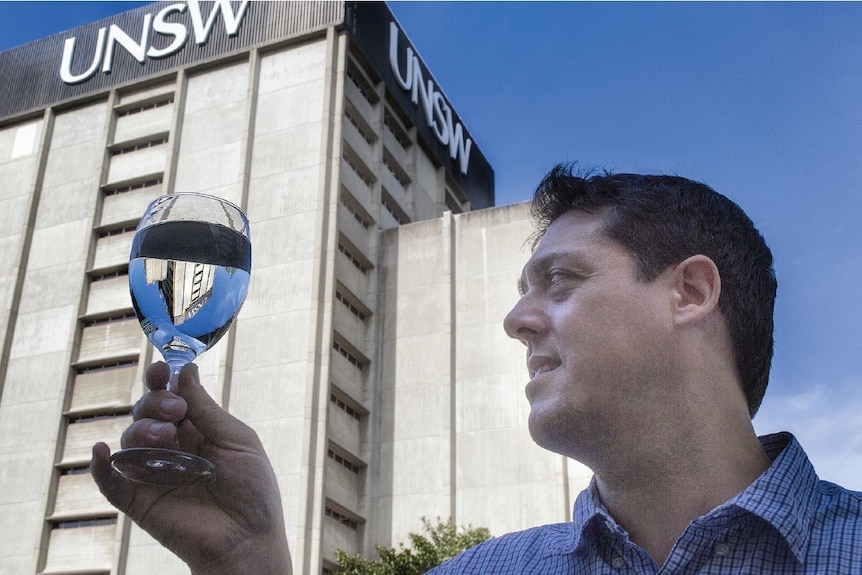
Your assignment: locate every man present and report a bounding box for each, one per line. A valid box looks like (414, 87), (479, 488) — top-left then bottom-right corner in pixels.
(93, 164), (862, 573)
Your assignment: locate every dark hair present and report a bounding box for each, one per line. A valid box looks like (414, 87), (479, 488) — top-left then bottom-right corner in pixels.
(530, 163), (777, 417)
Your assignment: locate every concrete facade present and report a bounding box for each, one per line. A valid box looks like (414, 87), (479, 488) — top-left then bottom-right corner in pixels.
(0, 3), (592, 574)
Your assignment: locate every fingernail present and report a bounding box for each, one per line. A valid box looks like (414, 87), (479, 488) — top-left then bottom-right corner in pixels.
(148, 421), (172, 439)
(160, 397), (179, 414)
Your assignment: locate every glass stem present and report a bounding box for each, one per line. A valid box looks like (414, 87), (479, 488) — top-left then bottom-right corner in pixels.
(166, 361), (185, 393)
(166, 361), (187, 451)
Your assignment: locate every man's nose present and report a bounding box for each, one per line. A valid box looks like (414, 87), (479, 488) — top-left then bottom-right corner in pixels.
(503, 294), (543, 344)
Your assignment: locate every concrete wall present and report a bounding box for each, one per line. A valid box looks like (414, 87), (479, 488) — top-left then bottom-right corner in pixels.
(0, 102), (112, 573)
(230, 35), (334, 565)
(372, 215), (457, 547)
(370, 202), (593, 550)
(119, 35), (340, 575)
(0, 114), (47, 575)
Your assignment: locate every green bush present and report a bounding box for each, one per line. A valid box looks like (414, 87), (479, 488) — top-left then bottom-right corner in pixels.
(335, 517), (492, 574)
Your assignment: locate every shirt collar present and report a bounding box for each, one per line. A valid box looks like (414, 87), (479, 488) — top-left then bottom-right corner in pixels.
(720, 431), (818, 564)
(563, 432), (817, 563)
(566, 477), (619, 555)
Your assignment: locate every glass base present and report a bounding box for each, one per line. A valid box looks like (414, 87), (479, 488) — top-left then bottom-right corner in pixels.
(111, 447), (216, 486)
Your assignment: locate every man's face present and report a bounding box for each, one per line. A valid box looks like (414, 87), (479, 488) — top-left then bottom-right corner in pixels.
(503, 210), (679, 463)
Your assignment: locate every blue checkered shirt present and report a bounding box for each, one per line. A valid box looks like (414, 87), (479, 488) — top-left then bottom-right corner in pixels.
(428, 433), (862, 574)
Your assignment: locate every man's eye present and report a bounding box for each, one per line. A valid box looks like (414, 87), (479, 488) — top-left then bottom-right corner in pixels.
(547, 270), (581, 292)
(547, 271), (568, 285)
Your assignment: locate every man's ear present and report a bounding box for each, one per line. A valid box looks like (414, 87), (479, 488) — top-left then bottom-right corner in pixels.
(671, 255), (721, 325)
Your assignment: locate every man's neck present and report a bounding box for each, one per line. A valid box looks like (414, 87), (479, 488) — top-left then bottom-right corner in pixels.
(593, 427), (772, 566)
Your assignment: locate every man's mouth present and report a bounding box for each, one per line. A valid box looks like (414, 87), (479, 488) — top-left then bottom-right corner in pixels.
(527, 357), (561, 379)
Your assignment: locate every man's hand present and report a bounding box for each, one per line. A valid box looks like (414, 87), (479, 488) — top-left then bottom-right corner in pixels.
(91, 362), (293, 574)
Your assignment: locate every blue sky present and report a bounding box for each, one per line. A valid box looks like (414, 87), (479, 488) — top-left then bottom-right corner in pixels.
(2, 2), (860, 489)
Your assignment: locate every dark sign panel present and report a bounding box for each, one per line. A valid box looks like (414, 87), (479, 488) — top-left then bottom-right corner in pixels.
(0, 0), (493, 208)
(344, 2), (494, 209)
(0, 1), (343, 122)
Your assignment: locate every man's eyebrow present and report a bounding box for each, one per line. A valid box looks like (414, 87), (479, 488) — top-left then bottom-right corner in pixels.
(526, 251), (588, 275)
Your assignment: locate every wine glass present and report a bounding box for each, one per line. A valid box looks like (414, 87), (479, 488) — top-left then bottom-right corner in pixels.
(110, 192), (251, 485)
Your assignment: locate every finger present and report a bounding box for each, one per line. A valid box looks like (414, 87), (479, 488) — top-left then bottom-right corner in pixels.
(144, 362), (171, 391)
(175, 364), (258, 446)
(131, 389), (187, 423)
(176, 417), (205, 453)
(90, 442), (134, 514)
(120, 418), (178, 449)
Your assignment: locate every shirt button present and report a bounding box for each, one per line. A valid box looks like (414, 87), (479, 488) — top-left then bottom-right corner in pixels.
(612, 556), (626, 569)
(715, 543), (731, 557)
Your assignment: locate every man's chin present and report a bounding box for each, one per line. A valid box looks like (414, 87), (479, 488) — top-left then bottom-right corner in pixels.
(527, 411), (562, 451)
(527, 409), (595, 461)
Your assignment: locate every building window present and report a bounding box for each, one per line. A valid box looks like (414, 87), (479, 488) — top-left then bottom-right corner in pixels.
(68, 411), (130, 424)
(96, 225), (137, 239)
(342, 148), (374, 188)
(89, 268), (129, 282)
(109, 136), (168, 156)
(51, 517), (117, 530)
(445, 182), (468, 215)
(384, 108), (411, 149)
(381, 190), (410, 225)
(339, 190), (372, 229)
(59, 466), (91, 476)
(330, 391), (363, 422)
(335, 286), (368, 322)
(116, 95), (174, 117)
(81, 313), (136, 328)
(346, 61), (377, 106)
(383, 155), (410, 188)
(327, 446), (363, 475)
(345, 106), (375, 147)
(445, 190), (464, 214)
(325, 505), (360, 531)
(333, 339), (366, 371)
(104, 176), (163, 196)
(75, 359), (137, 374)
(337, 240), (369, 275)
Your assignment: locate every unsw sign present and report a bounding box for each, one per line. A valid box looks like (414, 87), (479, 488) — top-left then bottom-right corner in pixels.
(388, 22), (472, 175)
(59, 0), (250, 84)
(342, 2), (493, 208)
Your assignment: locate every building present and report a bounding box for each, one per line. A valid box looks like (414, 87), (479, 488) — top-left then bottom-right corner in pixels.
(0, 2), (592, 573)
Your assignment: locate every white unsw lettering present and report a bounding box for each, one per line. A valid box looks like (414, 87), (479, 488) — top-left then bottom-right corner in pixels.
(60, 0), (250, 84)
(388, 22), (472, 175)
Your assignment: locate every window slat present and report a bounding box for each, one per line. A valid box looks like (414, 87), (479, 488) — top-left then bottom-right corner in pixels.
(50, 472), (116, 520)
(60, 415), (132, 467)
(77, 317), (141, 365)
(68, 363), (137, 415)
(43, 522), (116, 573)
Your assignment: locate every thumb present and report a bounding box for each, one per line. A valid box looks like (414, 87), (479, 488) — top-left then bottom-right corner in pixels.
(91, 442), (134, 513)
(174, 363), (253, 444)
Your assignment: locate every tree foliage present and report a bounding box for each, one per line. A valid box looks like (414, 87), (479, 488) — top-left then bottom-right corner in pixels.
(334, 517), (492, 574)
